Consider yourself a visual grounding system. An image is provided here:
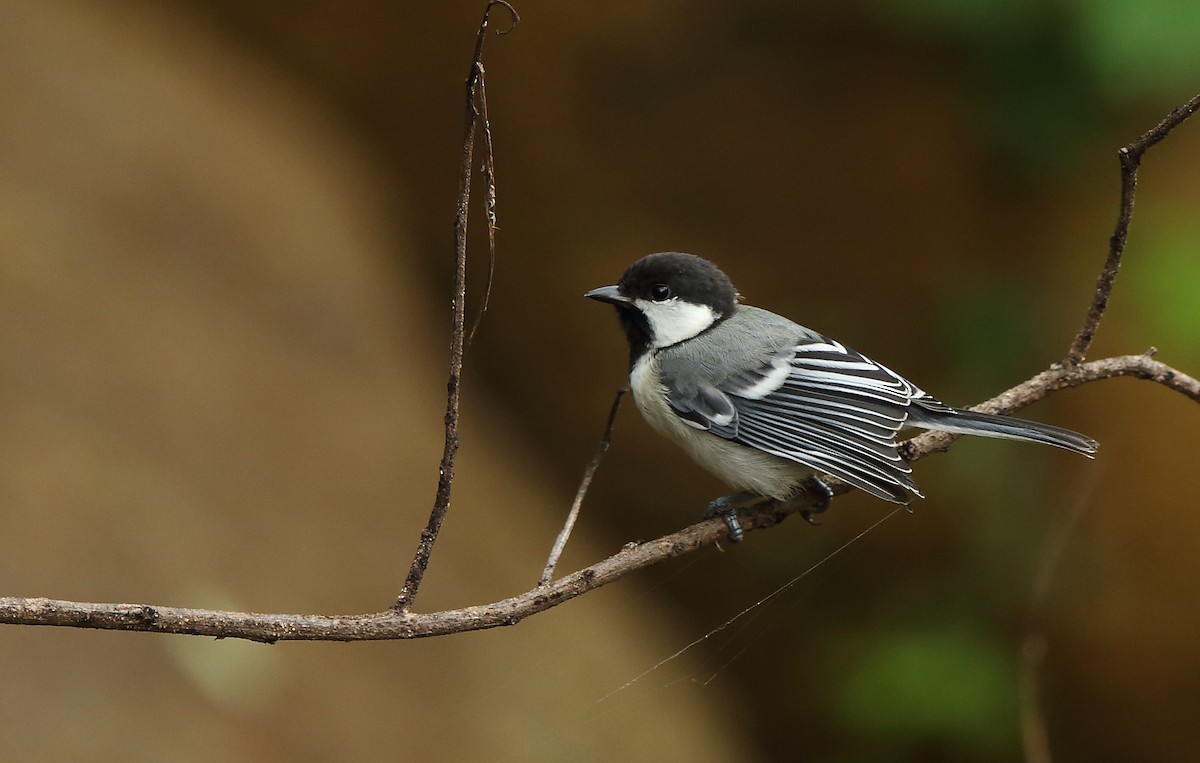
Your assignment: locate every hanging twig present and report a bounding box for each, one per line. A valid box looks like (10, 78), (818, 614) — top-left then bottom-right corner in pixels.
(396, 0), (519, 611)
(467, 60), (501, 345)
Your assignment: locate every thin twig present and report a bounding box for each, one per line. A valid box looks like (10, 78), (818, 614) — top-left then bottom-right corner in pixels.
(1065, 92), (1200, 364)
(1, 353), (1195, 642)
(1017, 475), (1096, 763)
(396, 0), (519, 611)
(1019, 635), (1052, 763)
(467, 6), (518, 344)
(539, 389), (626, 586)
(467, 59), (499, 345)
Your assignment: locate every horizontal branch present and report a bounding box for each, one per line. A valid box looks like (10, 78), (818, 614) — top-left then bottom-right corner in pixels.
(0, 516), (736, 644)
(1, 353), (1195, 642)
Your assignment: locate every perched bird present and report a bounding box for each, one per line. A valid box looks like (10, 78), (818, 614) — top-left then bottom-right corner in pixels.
(586, 252), (1097, 540)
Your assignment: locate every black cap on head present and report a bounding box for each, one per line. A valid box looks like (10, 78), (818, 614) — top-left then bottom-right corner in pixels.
(617, 252), (738, 315)
(588, 252), (739, 367)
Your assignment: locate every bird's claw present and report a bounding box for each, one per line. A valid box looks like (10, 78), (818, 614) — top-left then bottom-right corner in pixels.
(799, 477), (833, 527)
(720, 512), (745, 543)
(705, 492), (758, 543)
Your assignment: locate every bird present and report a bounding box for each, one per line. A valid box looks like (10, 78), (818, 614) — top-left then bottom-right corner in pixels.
(586, 252), (1098, 541)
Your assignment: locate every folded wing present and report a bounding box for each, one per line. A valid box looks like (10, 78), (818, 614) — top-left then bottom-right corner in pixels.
(663, 333), (941, 503)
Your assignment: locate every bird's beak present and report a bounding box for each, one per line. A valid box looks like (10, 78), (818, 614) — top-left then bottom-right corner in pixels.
(585, 285), (631, 305)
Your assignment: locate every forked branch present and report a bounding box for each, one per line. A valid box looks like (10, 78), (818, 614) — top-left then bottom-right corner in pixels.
(1065, 92), (1200, 364)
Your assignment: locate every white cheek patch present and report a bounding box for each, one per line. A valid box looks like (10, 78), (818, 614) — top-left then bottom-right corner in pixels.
(634, 298), (719, 349)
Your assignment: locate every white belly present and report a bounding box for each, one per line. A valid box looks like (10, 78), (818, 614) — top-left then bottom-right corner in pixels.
(629, 354), (813, 500)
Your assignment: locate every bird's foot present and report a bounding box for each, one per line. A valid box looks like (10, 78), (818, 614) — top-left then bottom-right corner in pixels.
(799, 477), (833, 526)
(704, 491), (766, 543)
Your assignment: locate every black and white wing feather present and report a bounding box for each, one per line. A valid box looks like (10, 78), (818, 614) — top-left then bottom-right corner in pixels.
(659, 307), (945, 503)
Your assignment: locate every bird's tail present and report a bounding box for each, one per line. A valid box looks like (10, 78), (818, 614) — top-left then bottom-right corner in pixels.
(907, 406), (1098, 457)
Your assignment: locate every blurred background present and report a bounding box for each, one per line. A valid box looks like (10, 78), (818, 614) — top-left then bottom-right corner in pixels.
(1, 0), (1198, 760)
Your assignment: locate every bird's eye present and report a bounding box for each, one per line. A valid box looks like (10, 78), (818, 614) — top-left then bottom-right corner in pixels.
(650, 284), (672, 301)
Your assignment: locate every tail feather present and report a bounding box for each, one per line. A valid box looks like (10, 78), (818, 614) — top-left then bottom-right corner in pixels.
(907, 406), (1098, 457)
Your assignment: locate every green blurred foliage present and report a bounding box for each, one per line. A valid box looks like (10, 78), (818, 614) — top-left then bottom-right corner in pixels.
(1075, 0), (1200, 99)
(933, 274), (1039, 399)
(1128, 210), (1200, 362)
(890, 0), (1200, 99)
(883, 0), (1200, 177)
(836, 626), (1018, 756)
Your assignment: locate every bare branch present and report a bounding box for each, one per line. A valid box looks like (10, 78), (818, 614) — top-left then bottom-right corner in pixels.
(540, 388), (626, 586)
(0, 503), (735, 643)
(1065, 92), (1200, 364)
(396, 0), (519, 611)
(1, 354), (1195, 642)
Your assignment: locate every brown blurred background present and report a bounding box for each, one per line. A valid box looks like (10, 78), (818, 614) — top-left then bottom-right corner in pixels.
(2, 1), (1198, 760)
